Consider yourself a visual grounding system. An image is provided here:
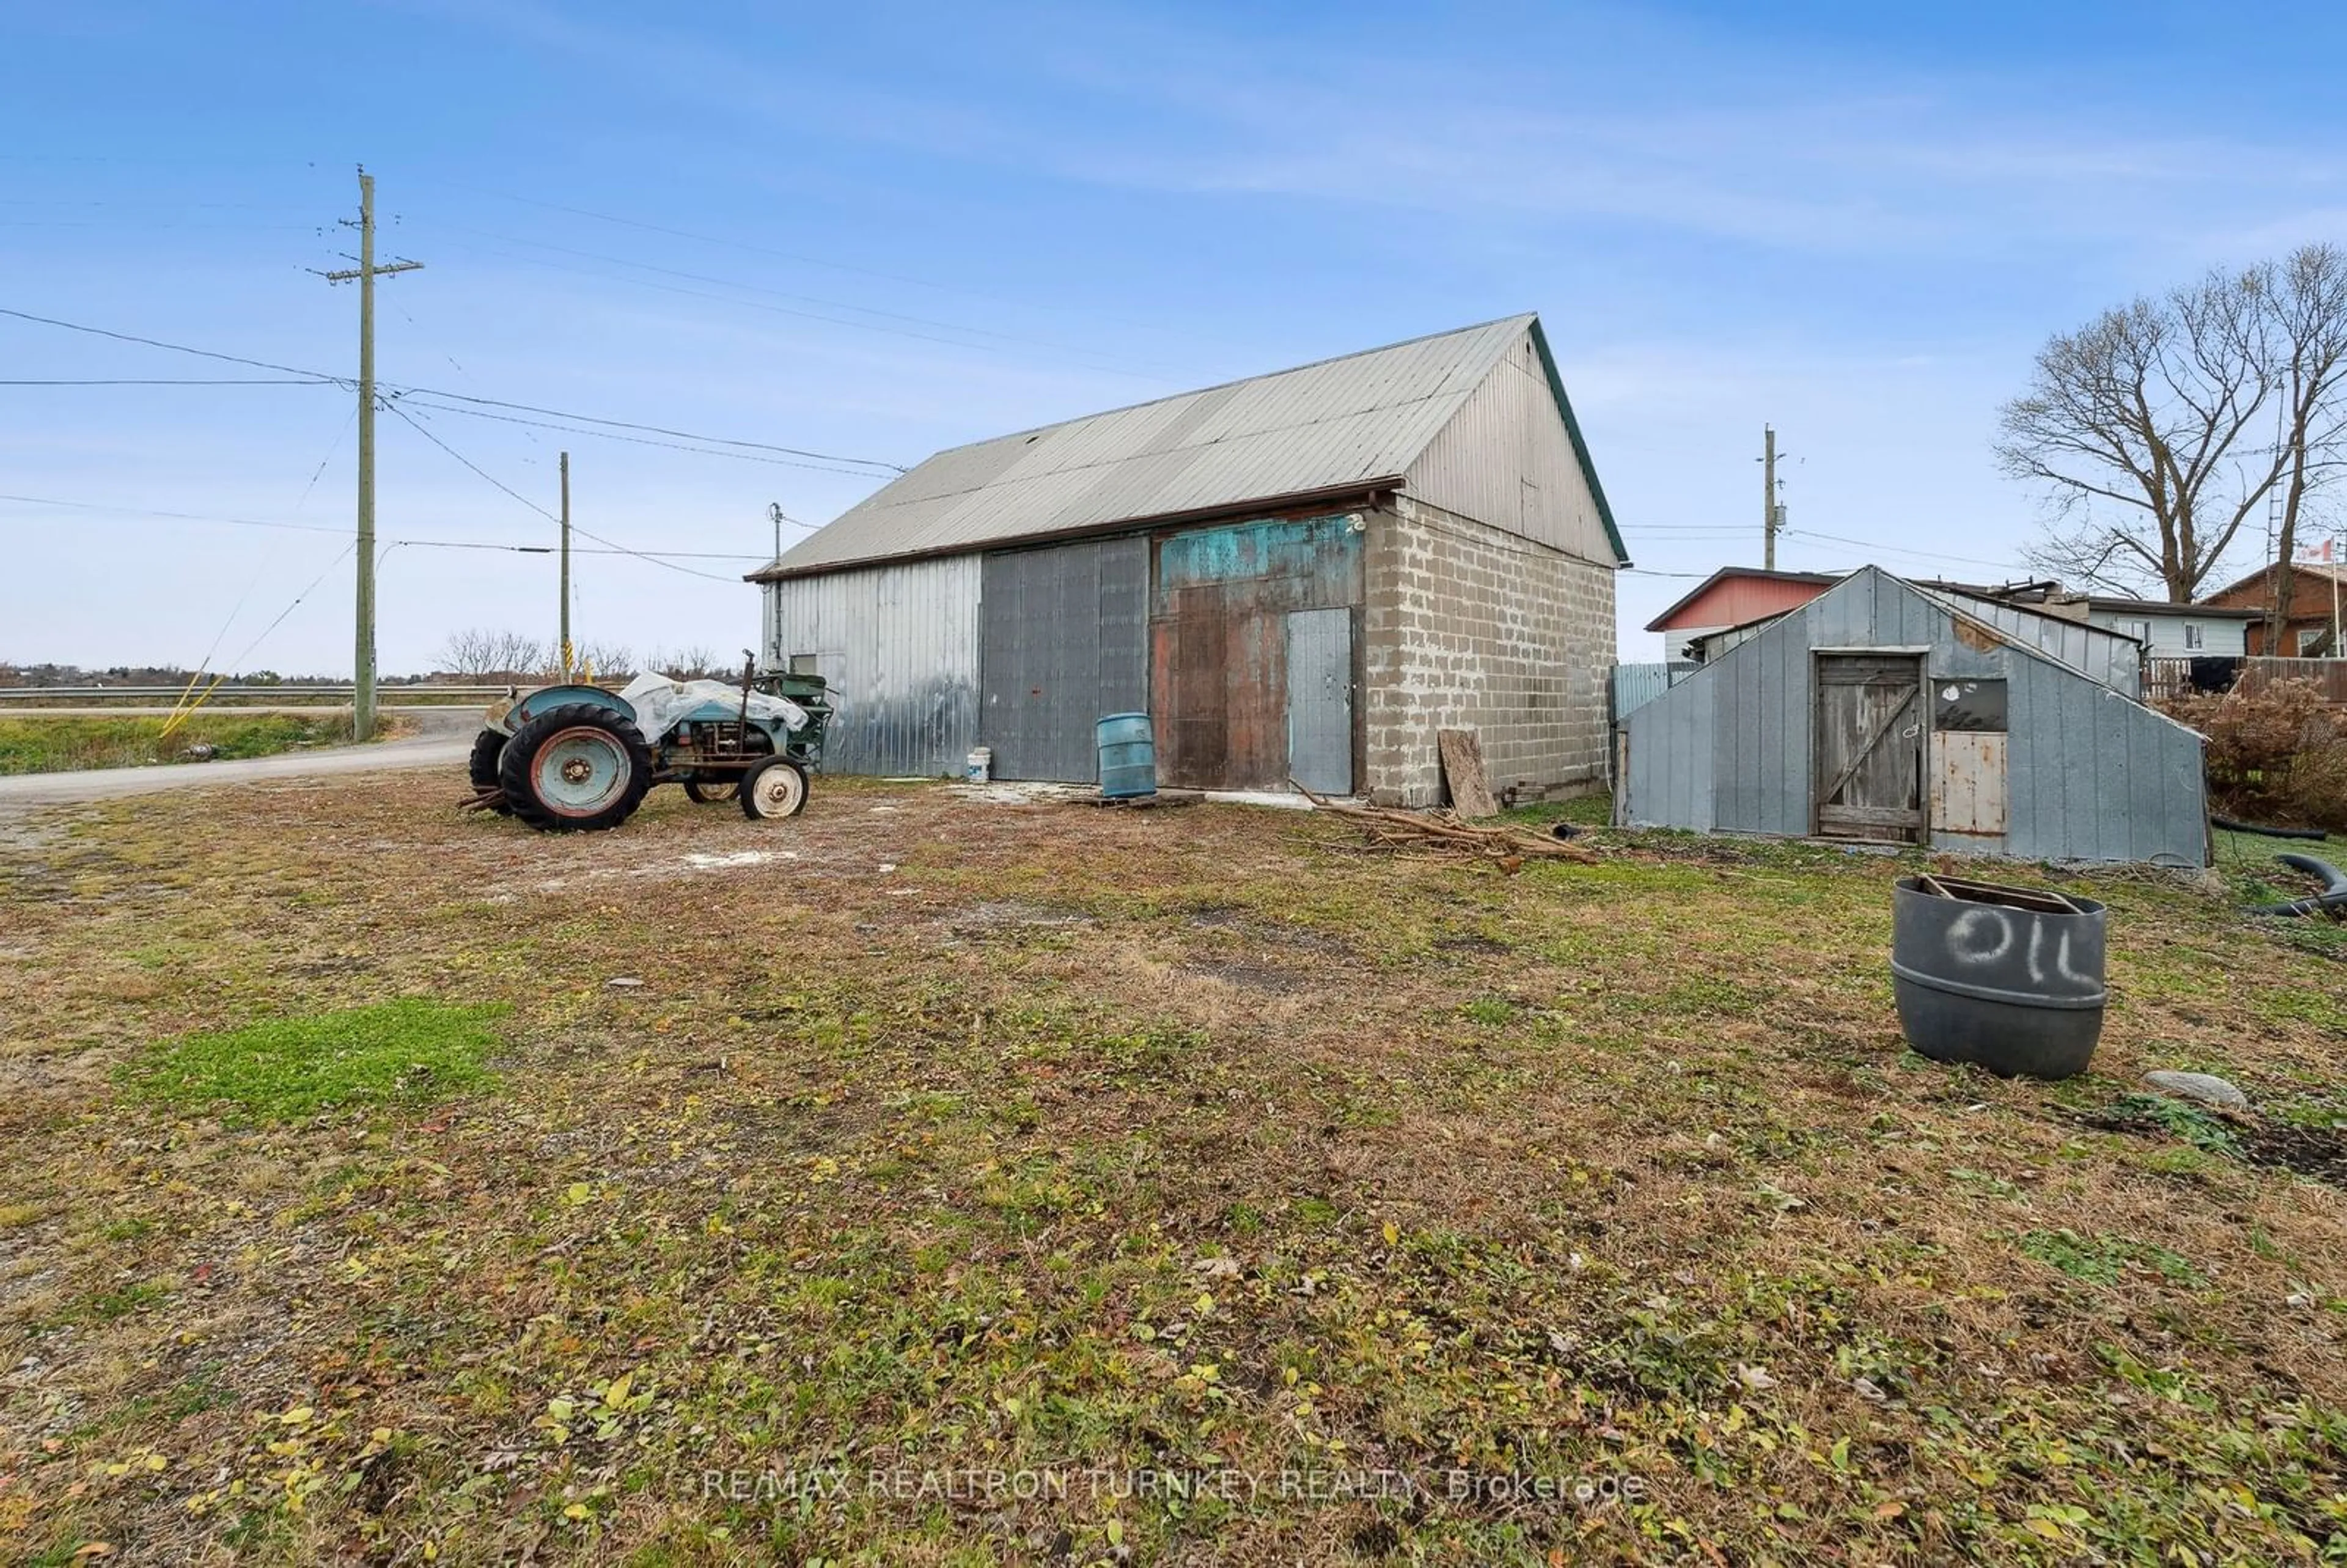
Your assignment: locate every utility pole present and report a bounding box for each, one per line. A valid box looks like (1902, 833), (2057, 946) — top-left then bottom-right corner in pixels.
(559, 452), (572, 677)
(321, 168), (421, 740)
(1761, 425), (1781, 571)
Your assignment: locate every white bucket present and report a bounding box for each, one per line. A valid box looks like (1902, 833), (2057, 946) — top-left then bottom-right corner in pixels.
(966, 746), (993, 783)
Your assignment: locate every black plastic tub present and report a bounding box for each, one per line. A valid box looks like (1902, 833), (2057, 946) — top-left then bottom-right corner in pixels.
(1890, 876), (2108, 1080)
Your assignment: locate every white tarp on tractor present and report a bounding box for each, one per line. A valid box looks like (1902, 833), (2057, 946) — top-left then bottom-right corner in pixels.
(619, 674), (808, 740)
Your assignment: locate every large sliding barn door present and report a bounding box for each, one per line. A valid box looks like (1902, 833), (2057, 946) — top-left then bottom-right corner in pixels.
(1813, 654), (1925, 843)
(979, 538), (1148, 782)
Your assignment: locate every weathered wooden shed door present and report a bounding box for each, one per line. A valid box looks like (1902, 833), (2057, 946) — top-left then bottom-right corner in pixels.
(1813, 654), (1925, 843)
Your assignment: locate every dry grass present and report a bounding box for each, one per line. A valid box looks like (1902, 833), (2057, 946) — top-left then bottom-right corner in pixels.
(1, 772), (2345, 1564)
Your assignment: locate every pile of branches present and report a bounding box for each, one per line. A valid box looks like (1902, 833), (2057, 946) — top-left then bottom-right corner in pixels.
(1291, 781), (1597, 867)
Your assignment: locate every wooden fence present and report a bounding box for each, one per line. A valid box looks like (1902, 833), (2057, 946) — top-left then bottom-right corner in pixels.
(2146, 656), (2347, 704)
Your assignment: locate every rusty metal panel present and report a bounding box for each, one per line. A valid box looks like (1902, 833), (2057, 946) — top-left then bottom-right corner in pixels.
(762, 556), (978, 775)
(978, 537), (1148, 782)
(1917, 586), (2143, 697)
(1151, 515), (1364, 791)
(1932, 731), (2008, 839)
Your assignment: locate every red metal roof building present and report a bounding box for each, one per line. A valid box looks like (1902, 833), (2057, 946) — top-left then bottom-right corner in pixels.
(1642, 567), (1837, 658)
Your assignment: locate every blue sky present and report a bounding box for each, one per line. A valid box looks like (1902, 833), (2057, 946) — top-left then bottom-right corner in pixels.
(6, 0), (2346, 672)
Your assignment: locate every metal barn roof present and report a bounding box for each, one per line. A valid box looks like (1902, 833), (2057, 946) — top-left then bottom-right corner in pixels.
(755, 313), (1617, 580)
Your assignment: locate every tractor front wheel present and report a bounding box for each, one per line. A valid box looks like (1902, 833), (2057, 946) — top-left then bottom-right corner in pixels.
(740, 757), (809, 820)
(498, 703), (654, 832)
(683, 777), (739, 804)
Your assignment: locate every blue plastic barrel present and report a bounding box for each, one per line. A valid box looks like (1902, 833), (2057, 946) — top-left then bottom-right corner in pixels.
(1095, 713), (1158, 799)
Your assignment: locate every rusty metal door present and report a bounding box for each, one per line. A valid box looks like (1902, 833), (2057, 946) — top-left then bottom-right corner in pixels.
(1813, 654), (1925, 842)
(1286, 607), (1353, 795)
(1150, 515), (1364, 791)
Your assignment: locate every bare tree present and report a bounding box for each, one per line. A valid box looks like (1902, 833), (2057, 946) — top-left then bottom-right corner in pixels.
(570, 640), (636, 680)
(441, 629), (549, 680)
(648, 645), (725, 681)
(2260, 245), (2347, 650)
(2001, 263), (2288, 600)
(2002, 247), (2347, 605)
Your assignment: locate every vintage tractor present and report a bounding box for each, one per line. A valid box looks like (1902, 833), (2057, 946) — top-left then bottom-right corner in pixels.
(466, 659), (836, 833)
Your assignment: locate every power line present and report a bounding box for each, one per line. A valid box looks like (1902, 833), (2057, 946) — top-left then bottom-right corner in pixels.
(0, 221), (323, 232)
(381, 398), (557, 522)
(1781, 527), (2034, 575)
(293, 406), (359, 513)
(0, 376), (332, 386)
(387, 395), (898, 477)
(0, 306), (339, 381)
(567, 521), (739, 582)
(377, 408), (743, 583)
(218, 541), (358, 678)
(0, 304), (909, 474)
(0, 492), (768, 561)
(380, 383), (904, 472)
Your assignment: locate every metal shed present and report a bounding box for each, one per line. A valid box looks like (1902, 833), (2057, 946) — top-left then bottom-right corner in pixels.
(1617, 567), (2208, 865)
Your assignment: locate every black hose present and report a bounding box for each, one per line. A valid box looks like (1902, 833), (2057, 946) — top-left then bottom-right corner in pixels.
(2214, 815), (2330, 841)
(2249, 854), (2347, 917)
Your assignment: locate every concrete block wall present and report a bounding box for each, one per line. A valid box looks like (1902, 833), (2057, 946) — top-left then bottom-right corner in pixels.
(1362, 496), (1616, 807)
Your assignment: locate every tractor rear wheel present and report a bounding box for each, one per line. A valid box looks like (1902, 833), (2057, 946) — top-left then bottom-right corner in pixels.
(468, 728), (513, 815)
(498, 703), (654, 832)
(740, 757), (809, 820)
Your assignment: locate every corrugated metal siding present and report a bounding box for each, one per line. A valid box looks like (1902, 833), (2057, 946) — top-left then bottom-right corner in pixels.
(1405, 332), (1617, 565)
(763, 557), (979, 776)
(768, 318), (1532, 576)
(2005, 654), (2206, 864)
(978, 537), (1149, 782)
(1610, 662), (1694, 723)
(1623, 669), (1716, 832)
(1922, 588), (2143, 696)
(1620, 567), (2207, 864)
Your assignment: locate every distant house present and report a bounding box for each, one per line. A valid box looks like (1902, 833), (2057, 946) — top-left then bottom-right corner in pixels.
(2074, 595), (2257, 658)
(1643, 567), (1835, 660)
(1618, 566), (2207, 866)
(751, 315), (1628, 804)
(2198, 563), (2347, 656)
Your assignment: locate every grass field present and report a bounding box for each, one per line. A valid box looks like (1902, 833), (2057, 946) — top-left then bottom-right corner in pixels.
(1, 773), (2345, 1564)
(0, 714), (362, 775)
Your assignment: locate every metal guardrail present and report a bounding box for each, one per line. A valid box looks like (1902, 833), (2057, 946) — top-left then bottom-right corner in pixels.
(0, 685), (520, 703)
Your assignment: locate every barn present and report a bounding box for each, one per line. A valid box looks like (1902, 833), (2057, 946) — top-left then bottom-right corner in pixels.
(751, 315), (1628, 804)
(1617, 567), (2209, 865)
